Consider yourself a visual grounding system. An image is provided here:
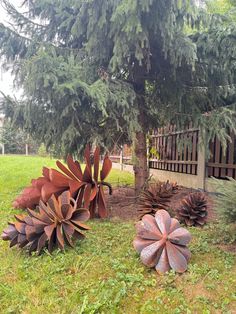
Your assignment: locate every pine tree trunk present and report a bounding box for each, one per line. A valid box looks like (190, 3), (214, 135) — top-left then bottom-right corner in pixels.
(132, 66), (149, 195)
(134, 129), (148, 195)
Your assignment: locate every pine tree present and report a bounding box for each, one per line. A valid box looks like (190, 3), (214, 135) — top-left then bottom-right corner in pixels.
(0, 0), (235, 192)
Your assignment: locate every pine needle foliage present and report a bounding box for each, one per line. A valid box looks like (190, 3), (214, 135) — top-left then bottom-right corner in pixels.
(0, 0), (235, 157)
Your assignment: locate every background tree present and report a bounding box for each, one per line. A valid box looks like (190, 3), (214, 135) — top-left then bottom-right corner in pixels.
(0, 119), (39, 154)
(0, 0), (235, 192)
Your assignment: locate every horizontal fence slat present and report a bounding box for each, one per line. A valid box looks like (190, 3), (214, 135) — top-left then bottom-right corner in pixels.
(150, 128), (199, 138)
(207, 162), (236, 170)
(149, 159), (198, 165)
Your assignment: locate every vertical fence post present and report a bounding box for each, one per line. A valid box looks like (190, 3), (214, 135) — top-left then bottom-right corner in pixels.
(120, 145), (124, 171)
(197, 128), (206, 190)
(1, 143), (4, 155)
(25, 143), (29, 156)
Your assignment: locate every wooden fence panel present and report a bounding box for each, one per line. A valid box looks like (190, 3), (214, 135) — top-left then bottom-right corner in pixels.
(110, 128), (236, 181)
(207, 132), (236, 179)
(149, 127), (199, 175)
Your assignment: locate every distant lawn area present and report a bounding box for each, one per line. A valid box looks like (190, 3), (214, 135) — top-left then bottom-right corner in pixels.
(0, 155), (235, 313)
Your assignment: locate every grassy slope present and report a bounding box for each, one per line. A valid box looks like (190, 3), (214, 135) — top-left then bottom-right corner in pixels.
(0, 155), (235, 314)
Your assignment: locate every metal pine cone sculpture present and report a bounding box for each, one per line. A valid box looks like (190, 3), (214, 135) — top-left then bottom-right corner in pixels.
(177, 192), (208, 227)
(133, 210), (192, 273)
(3, 191), (90, 254)
(13, 145), (112, 219)
(138, 181), (174, 219)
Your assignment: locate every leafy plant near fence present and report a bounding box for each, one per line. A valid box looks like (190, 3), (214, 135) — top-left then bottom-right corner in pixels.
(210, 177), (236, 223)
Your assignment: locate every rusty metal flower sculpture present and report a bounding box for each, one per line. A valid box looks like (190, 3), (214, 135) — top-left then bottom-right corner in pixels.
(138, 181), (175, 219)
(80, 146), (112, 218)
(13, 145), (112, 219)
(133, 210), (192, 273)
(55, 145), (112, 218)
(3, 191), (90, 254)
(177, 192), (208, 227)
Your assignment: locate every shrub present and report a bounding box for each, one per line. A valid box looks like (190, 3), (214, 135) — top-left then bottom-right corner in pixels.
(37, 143), (48, 157)
(210, 177), (236, 223)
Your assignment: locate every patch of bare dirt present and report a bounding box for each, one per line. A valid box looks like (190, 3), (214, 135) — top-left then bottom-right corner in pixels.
(106, 186), (217, 222)
(218, 244), (236, 254)
(106, 186), (137, 221)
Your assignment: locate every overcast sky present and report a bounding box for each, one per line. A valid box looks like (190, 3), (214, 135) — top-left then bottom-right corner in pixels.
(0, 0), (21, 96)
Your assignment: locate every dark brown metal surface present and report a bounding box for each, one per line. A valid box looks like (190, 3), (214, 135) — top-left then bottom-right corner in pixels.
(138, 181), (178, 219)
(177, 192), (208, 226)
(133, 210), (192, 273)
(13, 145), (112, 218)
(2, 191), (90, 254)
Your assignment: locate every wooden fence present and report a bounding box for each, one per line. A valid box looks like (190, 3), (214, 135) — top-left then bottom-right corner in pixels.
(110, 127), (236, 183)
(149, 126), (199, 176)
(207, 132), (236, 179)
(109, 144), (132, 166)
(149, 127), (236, 180)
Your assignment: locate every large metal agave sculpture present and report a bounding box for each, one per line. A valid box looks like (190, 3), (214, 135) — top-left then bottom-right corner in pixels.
(13, 146), (112, 218)
(133, 210), (192, 273)
(138, 181), (177, 219)
(2, 191), (90, 254)
(177, 192), (208, 227)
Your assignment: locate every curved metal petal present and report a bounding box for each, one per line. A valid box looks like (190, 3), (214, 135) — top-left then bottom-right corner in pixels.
(133, 237), (156, 253)
(136, 215), (162, 240)
(90, 184), (98, 201)
(42, 167), (50, 179)
(84, 184), (92, 208)
(155, 247), (170, 274)
(100, 154), (112, 181)
(41, 182), (64, 202)
(14, 222), (26, 234)
(44, 223), (56, 240)
(83, 145), (92, 182)
(49, 169), (70, 187)
(56, 225), (65, 250)
(56, 160), (78, 181)
(97, 186), (107, 218)
(66, 155), (83, 181)
(69, 180), (84, 197)
(37, 232), (48, 254)
(174, 245), (191, 261)
(72, 208), (90, 222)
(89, 198), (97, 219)
(155, 210), (171, 235)
(135, 224), (160, 241)
(168, 227), (192, 246)
(93, 147), (100, 182)
(166, 241), (188, 273)
(140, 239), (165, 267)
(169, 218), (181, 233)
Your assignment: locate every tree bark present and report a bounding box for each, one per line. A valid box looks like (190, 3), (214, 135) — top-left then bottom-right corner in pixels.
(132, 64), (149, 195)
(134, 128), (148, 195)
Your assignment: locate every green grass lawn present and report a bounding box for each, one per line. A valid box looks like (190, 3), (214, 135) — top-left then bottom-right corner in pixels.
(0, 155), (235, 313)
